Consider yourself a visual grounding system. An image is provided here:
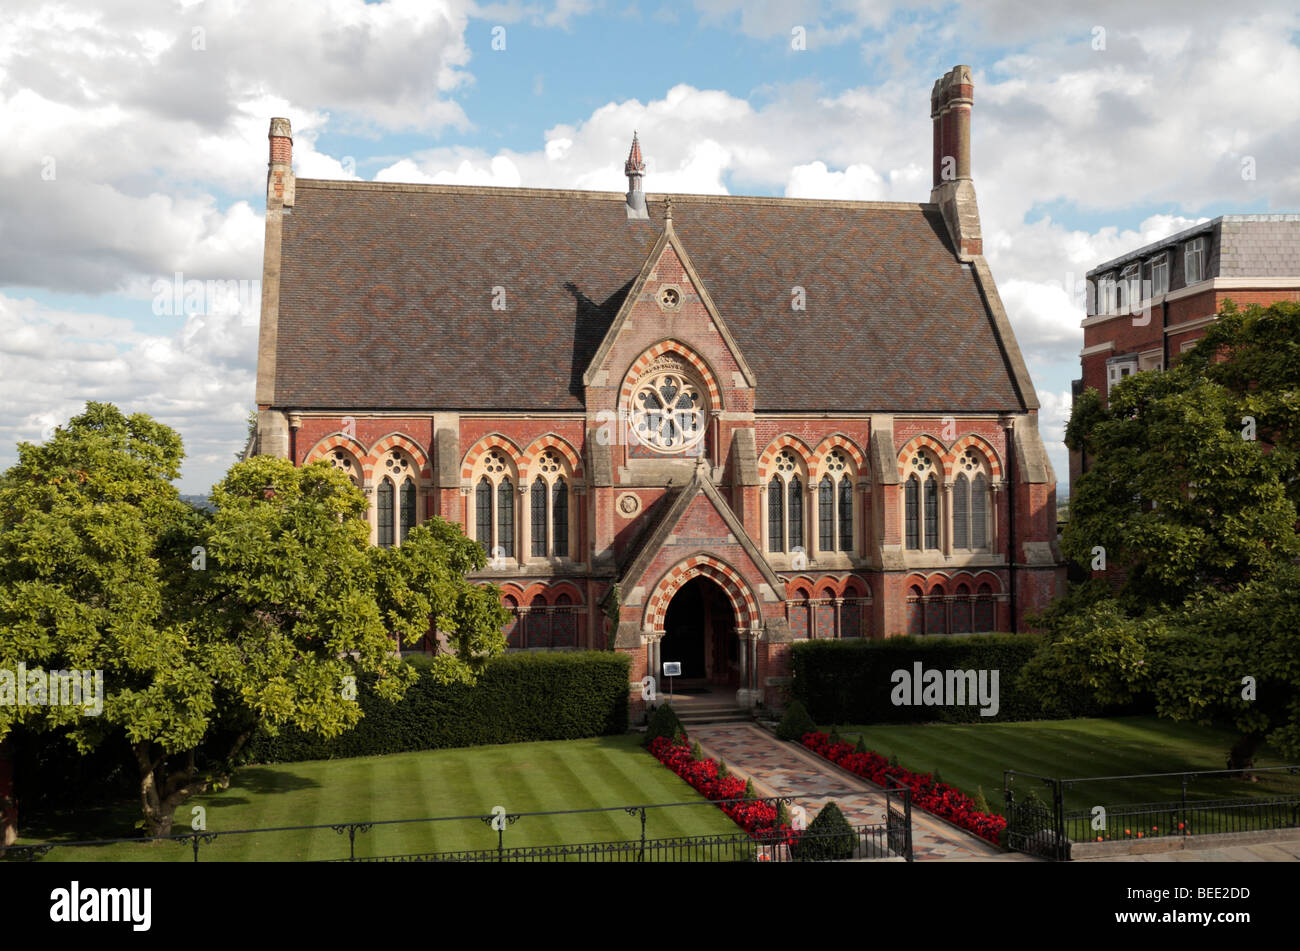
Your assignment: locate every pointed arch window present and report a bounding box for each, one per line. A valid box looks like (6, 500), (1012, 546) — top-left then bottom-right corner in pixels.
(377, 479), (394, 548)
(838, 478), (853, 551)
(767, 477), (783, 552)
(552, 479), (569, 557)
(497, 479), (515, 558)
(903, 449), (942, 553)
(954, 448), (992, 552)
(370, 448), (423, 547)
(472, 449), (519, 562)
(531, 478), (547, 557)
(787, 475), (803, 551)
(905, 476), (919, 550)
(818, 475), (834, 552)
(766, 449), (807, 555)
(524, 450), (573, 561)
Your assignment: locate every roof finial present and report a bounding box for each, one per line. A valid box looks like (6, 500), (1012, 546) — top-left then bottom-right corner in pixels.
(625, 131), (648, 220)
(664, 196), (673, 224)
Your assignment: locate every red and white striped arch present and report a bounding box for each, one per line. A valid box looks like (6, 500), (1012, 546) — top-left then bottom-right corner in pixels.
(642, 555), (760, 634)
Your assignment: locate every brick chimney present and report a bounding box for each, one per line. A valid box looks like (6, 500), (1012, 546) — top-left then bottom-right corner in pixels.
(267, 117), (295, 208)
(625, 131), (648, 220)
(929, 66), (981, 259)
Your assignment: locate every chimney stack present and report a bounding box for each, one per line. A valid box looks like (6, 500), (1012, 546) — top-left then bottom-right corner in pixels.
(267, 117), (295, 208)
(929, 66), (981, 259)
(625, 132), (648, 220)
(931, 65), (973, 187)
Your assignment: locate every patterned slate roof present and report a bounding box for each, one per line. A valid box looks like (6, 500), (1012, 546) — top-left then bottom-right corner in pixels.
(274, 180), (1026, 412)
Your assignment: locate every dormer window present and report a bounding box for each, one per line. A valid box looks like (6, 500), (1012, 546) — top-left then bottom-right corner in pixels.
(1120, 263), (1141, 310)
(1150, 253), (1168, 296)
(1185, 237), (1205, 284)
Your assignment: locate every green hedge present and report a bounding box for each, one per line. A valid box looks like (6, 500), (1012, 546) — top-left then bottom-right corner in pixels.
(791, 635), (1114, 724)
(244, 651), (630, 763)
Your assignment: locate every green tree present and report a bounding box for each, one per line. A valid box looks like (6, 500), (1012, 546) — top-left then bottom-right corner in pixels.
(1038, 301), (1300, 766)
(0, 404), (507, 836)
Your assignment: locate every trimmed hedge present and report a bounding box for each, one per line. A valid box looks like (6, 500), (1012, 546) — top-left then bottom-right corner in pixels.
(791, 634), (1115, 724)
(244, 651), (630, 763)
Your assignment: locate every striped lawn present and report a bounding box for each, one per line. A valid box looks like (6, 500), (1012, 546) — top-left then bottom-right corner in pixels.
(822, 716), (1297, 815)
(16, 735), (738, 862)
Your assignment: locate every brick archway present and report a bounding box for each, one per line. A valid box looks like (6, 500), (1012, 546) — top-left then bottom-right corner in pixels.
(643, 554), (760, 634)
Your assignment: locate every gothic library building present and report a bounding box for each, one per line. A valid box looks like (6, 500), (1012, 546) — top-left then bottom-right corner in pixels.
(252, 65), (1064, 713)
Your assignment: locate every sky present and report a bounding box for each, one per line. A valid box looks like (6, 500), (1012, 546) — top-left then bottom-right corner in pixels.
(2, 0), (1298, 495)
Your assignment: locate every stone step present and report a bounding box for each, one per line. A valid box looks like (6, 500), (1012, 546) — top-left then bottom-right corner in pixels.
(679, 712), (752, 725)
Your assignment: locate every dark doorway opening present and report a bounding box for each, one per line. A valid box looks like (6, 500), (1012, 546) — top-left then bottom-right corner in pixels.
(660, 575), (738, 685)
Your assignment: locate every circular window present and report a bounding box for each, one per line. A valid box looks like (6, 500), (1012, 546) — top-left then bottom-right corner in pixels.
(630, 370), (706, 453)
(656, 284), (684, 312)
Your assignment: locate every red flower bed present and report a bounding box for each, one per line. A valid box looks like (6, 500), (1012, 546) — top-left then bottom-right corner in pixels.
(647, 735), (798, 845)
(800, 732), (1007, 845)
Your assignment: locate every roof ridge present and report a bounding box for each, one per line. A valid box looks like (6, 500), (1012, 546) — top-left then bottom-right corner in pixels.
(293, 177), (933, 212)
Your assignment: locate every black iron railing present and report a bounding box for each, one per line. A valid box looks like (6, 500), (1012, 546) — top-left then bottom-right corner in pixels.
(1004, 765), (1300, 860)
(1, 791), (913, 863)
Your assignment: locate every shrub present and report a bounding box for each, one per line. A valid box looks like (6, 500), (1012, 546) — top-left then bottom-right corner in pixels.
(244, 651), (629, 763)
(691, 741), (704, 761)
(743, 777), (757, 800)
(643, 702), (686, 748)
(793, 802), (856, 861)
(854, 735), (868, 754)
(716, 760), (729, 779)
(790, 633), (1121, 724)
(973, 785), (991, 815)
(776, 699), (817, 741)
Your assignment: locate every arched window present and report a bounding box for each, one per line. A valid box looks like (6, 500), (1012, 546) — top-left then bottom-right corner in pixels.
(528, 594), (550, 648)
(838, 477), (853, 551)
(497, 479), (514, 557)
(524, 450), (573, 561)
(377, 479), (394, 548)
(903, 449), (942, 553)
(905, 476), (919, 550)
(815, 587), (836, 639)
(472, 449), (517, 562)
(552, 479), (569, 557)
(552, 592), (576, 647)
(952, 584), (972, 634)
(818, 476), (834, 552)
(531, 478), (547, 557)
(788, 587), (811, 639)
(974, 582), (995, 632)
(906, 585), (924, 636)
(399, 479), (416, 542)
(765, 449), (807, 556)
(954, 448), (992, 551)
(925, 584), (946, 635)
(503, 595), (522, 648)
(788, 475), (803, 551)
(767, 477), (783, 552)
(371, 448), (423, 547)
(326, 448), (362, 486)
(816, 449), (855, 554)
(475, 477), (492, 550)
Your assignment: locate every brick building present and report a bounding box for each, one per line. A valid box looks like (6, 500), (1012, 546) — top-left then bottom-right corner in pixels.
(251, 65), (1063, 715)
(1070, 215), (1300, 488)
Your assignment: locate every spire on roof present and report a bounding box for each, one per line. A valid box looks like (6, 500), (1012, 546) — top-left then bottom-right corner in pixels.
(625, 131), (648, 221)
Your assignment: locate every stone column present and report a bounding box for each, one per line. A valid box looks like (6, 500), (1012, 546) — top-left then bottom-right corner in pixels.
(833, 597), (844, 639)
(805, 483), (819, 562)
(736, 627), (748, 694)
(517, 482), (530, 565)
(990, 481), (1002, 552)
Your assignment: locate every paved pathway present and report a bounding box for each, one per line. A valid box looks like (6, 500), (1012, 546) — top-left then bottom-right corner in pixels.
(689, 723), (1003, 861)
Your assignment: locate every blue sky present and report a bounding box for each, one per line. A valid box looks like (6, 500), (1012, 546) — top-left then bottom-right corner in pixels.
(2, 0), (1298, 493)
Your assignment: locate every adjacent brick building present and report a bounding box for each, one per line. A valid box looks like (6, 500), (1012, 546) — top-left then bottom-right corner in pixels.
(252, 65), (1063, 715)
(1071, 214), (1300, 488)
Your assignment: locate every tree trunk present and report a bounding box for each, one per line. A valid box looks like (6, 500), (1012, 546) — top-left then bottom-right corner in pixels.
(0, 737), (16, 849)
(1227, 731), (1265, 779)
(133, 730), (254, 838)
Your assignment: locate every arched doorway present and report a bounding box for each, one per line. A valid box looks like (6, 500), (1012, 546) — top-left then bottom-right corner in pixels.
(659, 576), (738, 686)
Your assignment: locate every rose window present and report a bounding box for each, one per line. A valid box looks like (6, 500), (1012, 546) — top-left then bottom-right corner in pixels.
(329, 449), (360, 484)
(631, 371), (705, 453)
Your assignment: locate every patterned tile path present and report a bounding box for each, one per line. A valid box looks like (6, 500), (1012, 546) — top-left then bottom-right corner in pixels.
(690, 723), (1005, 861)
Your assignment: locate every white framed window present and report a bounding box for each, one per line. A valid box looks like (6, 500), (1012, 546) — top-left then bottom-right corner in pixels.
(1150, 253), (1168, 296)
(1106, 357), (1139, 395)
(1120, 263), (1141, 310)
(1138, 351), (1163, 373)
(1185, 237), (1205, 285)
